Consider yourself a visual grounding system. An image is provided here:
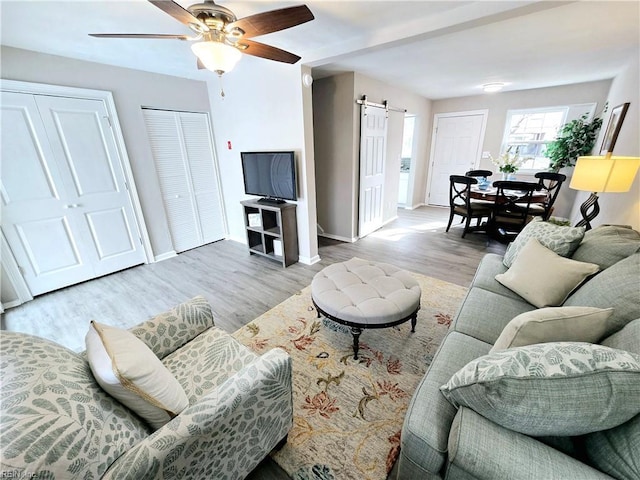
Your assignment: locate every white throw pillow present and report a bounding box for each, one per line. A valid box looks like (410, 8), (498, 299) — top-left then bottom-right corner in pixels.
(491, 306), (614, 352)
(495, 238), (599, 308)
(86, 321), (189, 429)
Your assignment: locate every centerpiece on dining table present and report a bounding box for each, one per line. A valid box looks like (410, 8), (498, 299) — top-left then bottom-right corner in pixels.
(489, 147), (528, 180)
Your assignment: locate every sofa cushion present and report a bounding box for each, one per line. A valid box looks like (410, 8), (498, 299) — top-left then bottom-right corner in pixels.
(465, 253), (524, 301)
(503, 217), (585, 268)
(564, 253), (640, 334)
(452, 287), (536, 345)
(601, 318), (640, 355)
(0, 332), (148, 479)
(582, 414), (640, 480)
(399, 331), (491, 477)
(448, 407), (610, 480)
(571, 224), (640, 270)
(86, 321), (190, 430)
(495, 238), (599, 308)
(440, 342), (640, 436)
(490, 306), (614, 352)
(162, 326), (258, 404)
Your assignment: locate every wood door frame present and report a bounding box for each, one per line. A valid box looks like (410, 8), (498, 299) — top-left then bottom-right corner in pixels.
(0, 79), (153, 305)
(425, 109), (488, 206)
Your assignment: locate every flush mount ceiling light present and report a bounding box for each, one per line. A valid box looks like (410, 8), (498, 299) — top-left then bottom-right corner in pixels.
(483, 83), (505, 93)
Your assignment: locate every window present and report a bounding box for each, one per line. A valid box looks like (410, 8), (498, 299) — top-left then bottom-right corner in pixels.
(501, 107), (568, 171)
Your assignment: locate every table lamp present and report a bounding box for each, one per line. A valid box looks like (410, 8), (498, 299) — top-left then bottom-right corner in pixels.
(569, 155), (640, 230)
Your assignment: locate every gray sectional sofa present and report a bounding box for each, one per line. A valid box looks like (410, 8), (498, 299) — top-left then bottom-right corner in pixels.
(0, 296), (293, 479)
(399, 224), (640, 480)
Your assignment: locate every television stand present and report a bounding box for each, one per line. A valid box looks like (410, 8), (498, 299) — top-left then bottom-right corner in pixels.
(257, 197), (286, 205)
(241, 200), (298, 267)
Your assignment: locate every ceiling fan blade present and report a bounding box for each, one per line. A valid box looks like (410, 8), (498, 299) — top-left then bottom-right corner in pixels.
(148, 0), (209, 32)
(238, 39), (301, 64)
(89, 33), (191, 40)
(228, 5), (314, 39)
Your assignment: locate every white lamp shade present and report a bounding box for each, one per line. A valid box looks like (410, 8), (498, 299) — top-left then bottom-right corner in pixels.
(570, 156), (640, 193)
(191, 41), (242, 74)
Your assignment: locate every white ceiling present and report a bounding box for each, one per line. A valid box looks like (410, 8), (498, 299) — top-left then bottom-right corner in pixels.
(1, 0), (639, 99)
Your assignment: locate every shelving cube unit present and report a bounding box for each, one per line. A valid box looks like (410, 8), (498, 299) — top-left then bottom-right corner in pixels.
(241, 199), (299, 267)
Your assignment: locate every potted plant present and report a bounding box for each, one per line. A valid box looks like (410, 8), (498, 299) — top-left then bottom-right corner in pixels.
(545, 106), (607, 172)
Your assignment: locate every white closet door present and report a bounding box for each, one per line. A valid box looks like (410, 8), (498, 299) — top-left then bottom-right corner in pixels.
(1, 92), (145, 296)
(143, 109), (225, 253)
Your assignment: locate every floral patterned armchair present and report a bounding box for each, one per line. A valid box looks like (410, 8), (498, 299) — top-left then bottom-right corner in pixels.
(0, 296), (293, 479)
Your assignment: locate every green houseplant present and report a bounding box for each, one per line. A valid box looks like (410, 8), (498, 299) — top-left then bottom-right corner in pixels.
(545, 107), (606, 172)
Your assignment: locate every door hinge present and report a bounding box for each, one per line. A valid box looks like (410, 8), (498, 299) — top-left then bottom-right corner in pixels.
(139, 237), (143, 245)
(104, 115), (112, 127)
(124, 181), (129, 190)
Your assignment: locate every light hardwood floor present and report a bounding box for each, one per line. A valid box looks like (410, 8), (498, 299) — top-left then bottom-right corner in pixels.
(1, 205), (505, 479)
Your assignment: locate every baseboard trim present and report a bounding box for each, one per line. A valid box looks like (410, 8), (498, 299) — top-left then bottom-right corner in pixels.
(154, 251), (177, 262)
(226, 235), (247, 245)
(319, 233), (358, 243)
(299, 254), (321, 265)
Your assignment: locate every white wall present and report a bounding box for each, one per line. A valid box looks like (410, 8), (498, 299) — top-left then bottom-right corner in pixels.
(1, 46), (212, 258)
(569, 55), (640, 229)
(207, 56), (319, 264)
(313, 73), (358, 240)
(429, 80), (611, 217)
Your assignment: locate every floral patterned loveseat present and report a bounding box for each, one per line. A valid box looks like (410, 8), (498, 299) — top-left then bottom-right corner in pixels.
(1, 296), (293, 479)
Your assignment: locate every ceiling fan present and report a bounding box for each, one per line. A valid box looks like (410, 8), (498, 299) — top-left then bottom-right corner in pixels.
(89, 0), (314, 76)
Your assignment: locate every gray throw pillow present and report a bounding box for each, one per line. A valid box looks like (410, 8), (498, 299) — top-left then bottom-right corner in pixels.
(571, 224), (640, 270)
(440, 342), (640, 436)
(503, 217), (585, 268)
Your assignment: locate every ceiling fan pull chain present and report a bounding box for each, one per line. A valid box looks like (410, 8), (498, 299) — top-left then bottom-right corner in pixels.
(218, 74), (225, 99)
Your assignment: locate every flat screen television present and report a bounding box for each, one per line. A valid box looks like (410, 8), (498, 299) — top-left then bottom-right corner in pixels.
(241, 151), (297, 203)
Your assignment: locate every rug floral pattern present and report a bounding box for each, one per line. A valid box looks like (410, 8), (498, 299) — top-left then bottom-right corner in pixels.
(233, 273), (466, 480)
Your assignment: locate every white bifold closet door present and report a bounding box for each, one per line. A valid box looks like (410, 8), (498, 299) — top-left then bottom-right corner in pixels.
(1, 91), (146, 296)
(142, 108), (225, 253)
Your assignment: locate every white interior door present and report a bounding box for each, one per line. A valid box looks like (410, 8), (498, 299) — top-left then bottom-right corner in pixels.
(428, 113), (486, 206)
(1, 92), (145, 296)
(358, 105), (388, 237)
(143, 109), (225, 253)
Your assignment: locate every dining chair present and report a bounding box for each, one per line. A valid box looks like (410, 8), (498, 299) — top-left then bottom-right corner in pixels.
(487, 180), (540, 243)
(446, 175), (493, 238)
(465, 169), (493, 178)
(529, 171), (567, 220)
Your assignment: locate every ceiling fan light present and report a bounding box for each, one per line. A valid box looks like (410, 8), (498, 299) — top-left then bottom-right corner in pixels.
(483, 82), (505, 93)
(191, 41), (242, 74)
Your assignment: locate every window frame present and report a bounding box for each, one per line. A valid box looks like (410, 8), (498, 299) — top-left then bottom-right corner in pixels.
(500, 106), (569, 173)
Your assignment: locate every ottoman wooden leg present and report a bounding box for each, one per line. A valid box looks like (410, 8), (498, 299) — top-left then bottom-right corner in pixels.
(411, 314), (417, 332)
(351, 327), (362, 360)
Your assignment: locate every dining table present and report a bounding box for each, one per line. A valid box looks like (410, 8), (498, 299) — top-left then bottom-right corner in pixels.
(468, 186), (548, 204)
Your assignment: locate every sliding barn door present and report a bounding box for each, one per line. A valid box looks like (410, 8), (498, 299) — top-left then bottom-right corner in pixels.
(143, 109), (225, 253)
(1, 91), (146, 296)
(358, 104), (388, 238)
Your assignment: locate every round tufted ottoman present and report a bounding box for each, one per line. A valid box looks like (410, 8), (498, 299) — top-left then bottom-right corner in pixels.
(311, 257), (421, 359)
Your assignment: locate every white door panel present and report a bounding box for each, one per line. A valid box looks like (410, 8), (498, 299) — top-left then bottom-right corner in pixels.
(1, 91), (145, 296)
(358, 105), (387, 238)
(428, 113), (486, 207)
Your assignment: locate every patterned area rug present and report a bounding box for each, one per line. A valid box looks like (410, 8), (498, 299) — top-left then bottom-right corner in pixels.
(232, 273), (467, 480)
